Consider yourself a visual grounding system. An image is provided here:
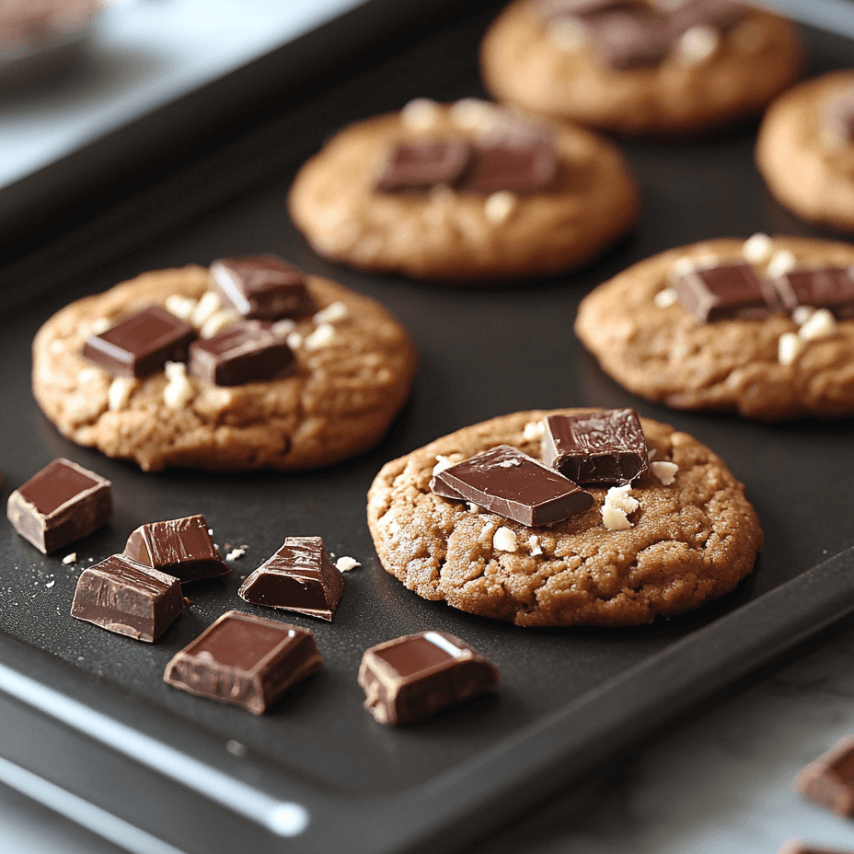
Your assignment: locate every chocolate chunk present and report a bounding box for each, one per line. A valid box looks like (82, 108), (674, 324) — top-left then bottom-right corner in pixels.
(536, 0), (635, 20)
(581, 9), (673, 70)
(674, 262), (777, 322)
(542, 408), (648, 485)
(772, 268), (854, 319)
(83, 306), (196, 378)
(238, 536), (344, 621)
(431, 445), (594, 527)
(358, 630), (499, 725)
(7, 458), (112, 554)
(210, 256), (314, 321)
(71, 555), (183, 642)
(163, 610), (323, 714)
(124, 514), (229, 583)
(665, 0), (748, 34)
(826, 86), (854, 142)
(188, 321), (295, 386)
(460, 132), (557, 194)
(376, 140), (472, 192)
(795, 737), (854, 817)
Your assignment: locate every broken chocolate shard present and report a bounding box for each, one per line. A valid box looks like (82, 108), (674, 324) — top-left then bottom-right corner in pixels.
(376, 140), (472, 192)
(826, 86), (854, 143)
(7, 458), (112, 554)
(459, 133), (557, 195)
(674, 262), (777, 322)
(795, 736), (854, 817)
(188, 321), (296, 386)
(430, 445), (594, 526)
(71, 554), (183, 642)
(238, 536), (344, 621)
(358, 630), (499, 726)
(581, 9), (673, 70)
(124, 514), (230, 583)
(163, 610), (323, 714)
(772, 268), (854, 319)
(542, 409), (648, 485)
(210, 255), (314, 321)
(83, 306), (196, 378)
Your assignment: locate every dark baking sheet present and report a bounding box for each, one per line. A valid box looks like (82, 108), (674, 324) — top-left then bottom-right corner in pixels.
(1, 3), (854, 853)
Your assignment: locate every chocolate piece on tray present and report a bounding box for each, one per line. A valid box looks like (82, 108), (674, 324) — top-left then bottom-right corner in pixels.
(238, 536), (344, 621)
(210, 255), (314, 321)
(71, 554), (183, 642)
(460, 134), (557, 194)
(674, 262), (776, 322)
(581, 9), (673, 70)
(83, 306), (196, 378)
(163, 610), (323, 714)
(7, 458), (112, 554)
(430, 445), (594, 526)
(795, 736), (854, 816)
(772, 268), (854, 318)
(188, 321), (295, 386)
(541, 408), (648, 485)
(376, 140), (473, 192)
(359, 630), (499, 725)
(665, 0), (747, 33)
(124, 514), (230, 583)
(826, 86), (854, 142)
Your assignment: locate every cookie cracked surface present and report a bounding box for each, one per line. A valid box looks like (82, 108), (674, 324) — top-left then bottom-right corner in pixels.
(367, 409), (761, 627)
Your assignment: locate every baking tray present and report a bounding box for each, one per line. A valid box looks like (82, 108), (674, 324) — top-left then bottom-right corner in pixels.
(1, 3), (854, 853)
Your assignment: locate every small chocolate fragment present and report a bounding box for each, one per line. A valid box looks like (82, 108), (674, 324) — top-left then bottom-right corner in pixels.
(665, 0), (747, 34)
(188, 321), (295, 386)
(581, 9), (672, 70)
(430, 445), (594, 527)
(163, 610), (323, 714)
(536, 0), (634, 20)
(210, 256), (314, 321)
(542, 409), (648, 485)
(674, 262), (777, 322)
(124, 514), (230, 583)
(238, 536), (344, 621)
(358, 630), (499, 726)
(71, 554), (183, 642)
(778, 843), (854, 854)
(795, 736), (854, 816)
(7, 458), (111, 554)
(460, 133), (557, 194)
(826, 86), (854, 143)
(83, 306), (195, 378)
(376, 140), (472, 192)
(772, 268), (854, 319)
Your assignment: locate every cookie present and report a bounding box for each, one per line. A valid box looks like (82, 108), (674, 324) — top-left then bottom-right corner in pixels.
(480, 0), (803, 136)
(575, 236), (854, 419)
(756, 71), (854, 233)
(367, 409), (761, 627)
(33, 264), (417, 471)
(287, 100), (639, 281)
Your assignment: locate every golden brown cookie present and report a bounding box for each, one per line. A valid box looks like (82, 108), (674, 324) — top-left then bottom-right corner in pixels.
(367, 409), (761, 627)
(33, 266), (417, 471)
(757, 70), (854, 232)
(575, 236), (854, 419)
(287, 100), (639, 281)
(480, 0), (803, 136)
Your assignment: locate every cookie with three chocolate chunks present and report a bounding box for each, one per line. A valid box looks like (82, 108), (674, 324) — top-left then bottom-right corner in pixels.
(238, 536), (344, 621)
(376, 140), (472, 192)
(673, 262), (776, 322)
(124, 514), (229, 583)
(771, 268), (854, 319)
(795, 737), (854, 817)
(71, 554), (183, 642)
(7, 458), (112, 554)
(164, 611), (323, 714)
(358, 631), (499, 725)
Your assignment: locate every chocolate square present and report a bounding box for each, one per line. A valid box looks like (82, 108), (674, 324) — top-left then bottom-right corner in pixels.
(795, 737), (854, 817)
(83, 306), (196, 378)
(376, 140), (473, 192)
(238, 536), (345, 621)
(459, 134), (557, 194)
(163, 611), (323, 714)
(71, 554), (183, 642)
(674, 262), (776, 322)
(210, 255), (314, 321)
(358, 630), (499, 725)
(826, 86), (854, 142)
(581, 9), (673, 70)
(188, 321), (296, 386)
(7, 458), (112, 554)
(772, 268), (854, 319)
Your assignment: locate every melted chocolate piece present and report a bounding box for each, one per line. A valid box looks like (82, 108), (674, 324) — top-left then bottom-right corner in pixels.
(358, 630), (499, 725)
(238, 536), (344, 621)
(210, 256), (314, 321)
(163, 611), (323, 714)
(665, 0), (748, 34)
(460, 132), (557, 194)
(581, 9), (672, 69)
(83, 306), (196, 378)
(772, 268), (854, 318)
(795, 737), (854, 817)
(542, 409), (648, 485)
(536, 0), (635, 20)
(431, 445), (593, 527)
(124, 514), (229, 583)
(188, 321), (295, 386)
(826, 86), (854, 142)
(376, 140), (472, 192)
(71, 554), (183, 642)
(7, 458), (112, 554)
(674, 262), (776, 322)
